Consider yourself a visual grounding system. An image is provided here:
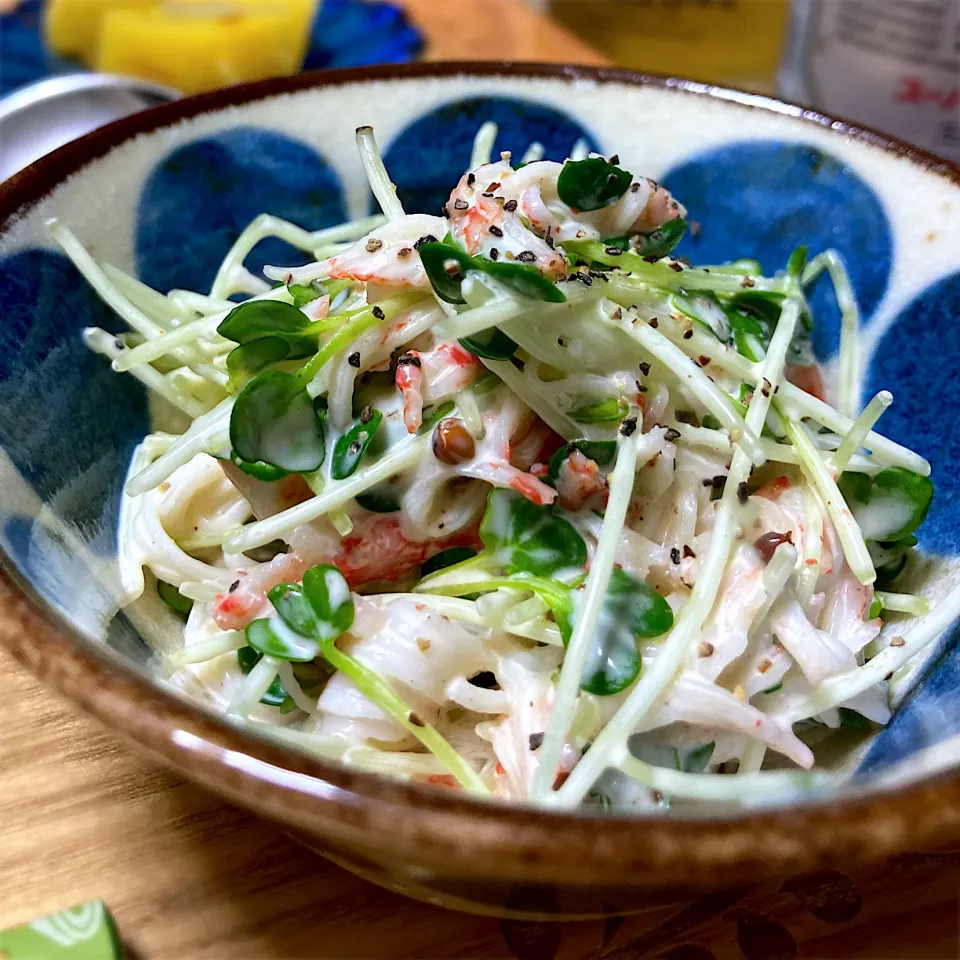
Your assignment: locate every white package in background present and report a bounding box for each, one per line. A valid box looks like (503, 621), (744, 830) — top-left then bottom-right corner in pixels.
(779, 0), (960, 163)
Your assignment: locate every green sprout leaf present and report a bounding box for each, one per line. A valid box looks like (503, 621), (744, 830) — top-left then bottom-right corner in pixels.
(682, 741), (716, 773)
(421, 546), (478, 577)
(331, 408), (383, 480)
(557, 157), (632, 212)
(459, 327), (519, 360)
(230, 370), (326, 473)
(418, 400), (457, 435)
(547, 439), (617, 483)
(838, 467), (934, 543)
(355, 485), (401, 513)
(580, 568), (673, 696)
(288, 282), (323, 308)
(568, 397), (629, 424)
(218, 299), (314, 346)
(301, 564), (356, 641)
(787, 245), (808, 280)
(246, 616), (319, 662)
(419, 239), (565, 305)
(605, 218), (688, 261)
(479, 488), (587, 576)
(237, 645), (289, 706)
(230, 451), (289, 482)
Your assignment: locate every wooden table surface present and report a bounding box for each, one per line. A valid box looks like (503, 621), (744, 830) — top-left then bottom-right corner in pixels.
(2, 4), (960, 959)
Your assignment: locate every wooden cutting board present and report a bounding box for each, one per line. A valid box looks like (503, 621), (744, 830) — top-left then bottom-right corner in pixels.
(1, 3), (958, 958)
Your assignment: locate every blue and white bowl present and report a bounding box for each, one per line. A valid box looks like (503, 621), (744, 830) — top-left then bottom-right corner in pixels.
(1, 63), (959, 916)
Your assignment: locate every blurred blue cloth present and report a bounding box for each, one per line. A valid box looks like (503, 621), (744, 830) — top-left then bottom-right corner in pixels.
(0, 0), (423, 98)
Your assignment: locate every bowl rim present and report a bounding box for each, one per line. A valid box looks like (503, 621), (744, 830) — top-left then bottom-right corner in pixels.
(2, 60), (960, 887)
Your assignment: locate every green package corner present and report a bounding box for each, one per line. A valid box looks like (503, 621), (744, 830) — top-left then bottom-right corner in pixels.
(0, 900), (122, 960)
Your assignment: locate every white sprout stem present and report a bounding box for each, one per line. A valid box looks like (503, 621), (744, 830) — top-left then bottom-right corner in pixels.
(457, 385), (485, 439)
(165, 632), (245, 671)
(275, 661), (318, 714)
(84, 328), (208, 418)
(434, 297), (525, 342)
(551, 299), (801, 808)
(479, 358), (587, 441)
(309, 213), (387, 255)
(749, 543), (799, 638)
(100, 261), (182, 325)
(112, 285), (291, 371)
(532, 430), (640, 799)
(831, 390), (893, 474)
(780, 581), (960, 723)
(617, 755), (829, 803)
(210, 214), (318, 299)
(606, 311), (766, 465)
(796, 484), (825, 611)
(570, 138), (590, 162)
(383, 593), (562, 646)
(738, 742), (767, 775)
(356, 126), (404, 221)
(520, 141), (545, 165)
(50, 221), (227, 385)
(875, 591), (931, 616)
(225, 433), (431, 553)
(804, 251), (860, 418)
(226, 655), (280, 718)
(672, 421), (880, 475)
(649, 309), (928, 475)
(126, 395), (234, 496)
(168, 289), (236, 315)
(784, 418), (875, 585)
(504, 595), (549, 626)
(470, 121), (499, 169)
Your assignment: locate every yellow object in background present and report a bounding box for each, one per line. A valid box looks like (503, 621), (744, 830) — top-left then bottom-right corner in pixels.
(45, 0), (155, 59)
(548, 0), (791, 95)
(45, 1), (318, 93)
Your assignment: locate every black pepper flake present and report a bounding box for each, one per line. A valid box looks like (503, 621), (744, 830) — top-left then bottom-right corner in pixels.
(489, 225), (504, 237)
(504, 199), (518, 212)
(612, 307), (623, 320)
(114, 338), (125, 351)
(664, 427), (681, 442)
(528, 732), (545, 751)
(372, 305), (385, 320)
(545, 233), (555, 249)
(360, 405), (373, 424)
(637, 384), (648, 393)
(638, 361), (651, 376)
(349, 441), (361, 456)
(348, 351), (361, 368)
(698, 355), (711, 366)
(670, 547), (681, 565)
(467, 173), (475, 186)
(619, 416), (638, 437)
(737, 481), (749, 505)
(609, 153), (620, 165)
(649, 318), (658, 328)
(643, 255), (659, 264)
(489, 248), (500, 261)
(488, 182), (500, 192)
(482, 191), (494, 198)
(760, 378), (772, 398)
(365, 237), (383, 253)
(683, 328), (694, 339)
(413, 234), (437, 250)
(454, 198), (469, 211)
(398, 247), (412, 258)
(558, 337), (566, 346)
(710, 475), (726, 501)
(576, 272), (593, 286)
(517, 251), (536, 263)
(630, 182), (641, 192)
(669, 262), (684, 273)
(397, 353), (422, 367)
(228, 580), (240, 593)
(741, 276), (756, 288)
(408, 712), (425, 727)
(605, 246), (623, 256)
(683, 544), (696, 559)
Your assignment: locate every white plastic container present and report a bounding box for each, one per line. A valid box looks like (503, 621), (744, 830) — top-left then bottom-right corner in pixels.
(779, 0), (960, 163)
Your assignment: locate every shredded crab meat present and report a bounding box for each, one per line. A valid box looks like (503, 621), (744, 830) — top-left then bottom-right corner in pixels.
(395, 342), (480, 433)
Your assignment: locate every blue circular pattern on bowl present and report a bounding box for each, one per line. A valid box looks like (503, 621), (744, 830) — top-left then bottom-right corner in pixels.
(866, 271), (960, 555)
(0, 249), (148, 549)
(137, 128), (347, 295)
(382, 97), (600, 216)
(663, 141), (893, 362)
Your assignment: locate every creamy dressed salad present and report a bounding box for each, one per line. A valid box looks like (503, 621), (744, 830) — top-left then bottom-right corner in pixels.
(53, 122), (960, 810)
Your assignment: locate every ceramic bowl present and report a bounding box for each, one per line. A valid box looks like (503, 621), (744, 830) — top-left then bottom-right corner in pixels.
(2, 62), (960, 920)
